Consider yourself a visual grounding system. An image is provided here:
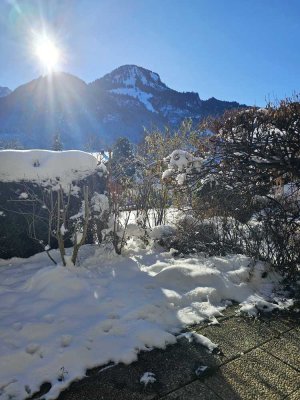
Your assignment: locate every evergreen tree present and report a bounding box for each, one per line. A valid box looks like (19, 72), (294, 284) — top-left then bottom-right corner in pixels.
(111, 137), (135, 181)
(52, 133), (63, 151)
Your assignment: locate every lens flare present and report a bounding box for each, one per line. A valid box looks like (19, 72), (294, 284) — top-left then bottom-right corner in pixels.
(34, 35), (60, 72)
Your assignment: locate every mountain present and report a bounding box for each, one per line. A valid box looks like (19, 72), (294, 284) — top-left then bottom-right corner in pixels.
(0, 87), (11, 98)
(0, 73), (98, 148)
(0, 65), (246, 149)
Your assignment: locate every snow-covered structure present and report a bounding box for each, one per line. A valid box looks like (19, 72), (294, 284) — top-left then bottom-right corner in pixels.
(0, 150), (107, 258)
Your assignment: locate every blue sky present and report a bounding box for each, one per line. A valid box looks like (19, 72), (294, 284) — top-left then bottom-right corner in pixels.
(0, 0), (299, 105)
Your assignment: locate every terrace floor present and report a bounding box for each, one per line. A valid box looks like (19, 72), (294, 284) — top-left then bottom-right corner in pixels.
(34, 306), (300, 400)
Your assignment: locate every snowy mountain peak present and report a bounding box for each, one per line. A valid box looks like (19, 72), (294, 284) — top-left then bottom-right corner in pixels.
(0, 86), (11, 98)
(98, 65), (167, 91)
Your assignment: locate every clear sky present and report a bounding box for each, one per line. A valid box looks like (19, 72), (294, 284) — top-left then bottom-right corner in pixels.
(0, 0), (299, 105)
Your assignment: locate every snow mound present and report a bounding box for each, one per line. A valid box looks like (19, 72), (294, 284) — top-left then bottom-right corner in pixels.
(150, 224), (177, 240)
(0, 150), (101, 191)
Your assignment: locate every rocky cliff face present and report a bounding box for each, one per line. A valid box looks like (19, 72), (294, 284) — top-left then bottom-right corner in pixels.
(0, 65), (246, 148)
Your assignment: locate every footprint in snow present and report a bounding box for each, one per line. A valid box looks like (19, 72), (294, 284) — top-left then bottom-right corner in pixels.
(26, 343), (40, 355)
(144, 284), (156, 290)
(102, 325), (112, 333)
(106, 313), (120, 320)
(60, 335), (72, 347)
(43, 314), (55, 323)
(13, 322), (22, 331)
(101, 320), (113, 333)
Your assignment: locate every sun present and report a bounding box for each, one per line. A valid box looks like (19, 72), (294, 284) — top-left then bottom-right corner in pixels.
(34, 35), (61, 72)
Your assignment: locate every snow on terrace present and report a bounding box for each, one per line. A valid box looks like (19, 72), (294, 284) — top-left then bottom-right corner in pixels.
(0, 150), (103, 191)
(0, 242), (291, 400)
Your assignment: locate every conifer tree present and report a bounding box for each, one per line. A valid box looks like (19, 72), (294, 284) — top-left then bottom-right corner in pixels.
(111, 137), (135, 181)
(52, 133), (63, 151)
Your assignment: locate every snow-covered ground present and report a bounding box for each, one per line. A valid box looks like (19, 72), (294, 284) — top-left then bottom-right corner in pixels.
(0, 240), (291, 399)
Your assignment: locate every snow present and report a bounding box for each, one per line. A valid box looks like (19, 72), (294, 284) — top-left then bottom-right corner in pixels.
(149, 225), (177, 240)
(176, 173), (186, 185)
(60, 224), (68, 236)
(150, 72), (159, 82)
(18, 192), (28, 199)
(140, 372), (156, 386)
(161, 104), (191, 122)
(163, 150), (203, 184)
(195, 365), (208, 376)
(91, 193), (109, 216)
(162, 168), (174, 180)
(110, 88), (157, 113)
(110, 65), (163, 90)
(0, 243), (290, 399)
(0, 150), (99, 191)
(177, 332), (217, 352)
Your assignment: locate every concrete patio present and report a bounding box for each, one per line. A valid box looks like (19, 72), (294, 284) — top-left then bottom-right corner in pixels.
(32, 306), (300, 400)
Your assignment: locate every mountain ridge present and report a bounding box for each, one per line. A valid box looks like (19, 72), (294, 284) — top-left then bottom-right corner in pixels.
(0, 87), (11, 98)
(0, 65), (247, 149)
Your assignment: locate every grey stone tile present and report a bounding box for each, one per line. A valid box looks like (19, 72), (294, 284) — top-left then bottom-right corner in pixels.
(203, 374), (241, 400)
(198, 316), (276, 359)
(286, 388), (300, 399)
(160, 380), (221, 400)
(218, 304), (241, 319)
(257, 312), (299, 334)
(136, 339), (222, 396)
(57, 379), (158, 400)
(261, 329), (300, 372)
(205, 348), (300, 400)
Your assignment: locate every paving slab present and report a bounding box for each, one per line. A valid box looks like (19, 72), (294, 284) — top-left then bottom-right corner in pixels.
(204, 348), (300, 399)
(57, 361), (159, 400)
(57, 339), (222, 400)
(286, 388), (300, 399)
(197, 316), (276, 359)
(137, 338), (222, 396)
(202, 374), (242, 400)
(256, 311), (300, 334)
(58, 379), (158, 400)
(261, 328), (300, 372)
(160, 380), (221, 400)
(218, 304), (241, 319)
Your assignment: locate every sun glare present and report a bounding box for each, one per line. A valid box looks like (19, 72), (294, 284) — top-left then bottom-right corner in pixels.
(34, 36), (61, 72)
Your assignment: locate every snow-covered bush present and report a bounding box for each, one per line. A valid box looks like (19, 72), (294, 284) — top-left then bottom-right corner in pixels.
(158, 97), (300, 280)
(162, 149), (203, 185)
(149, 224), (177, 248)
